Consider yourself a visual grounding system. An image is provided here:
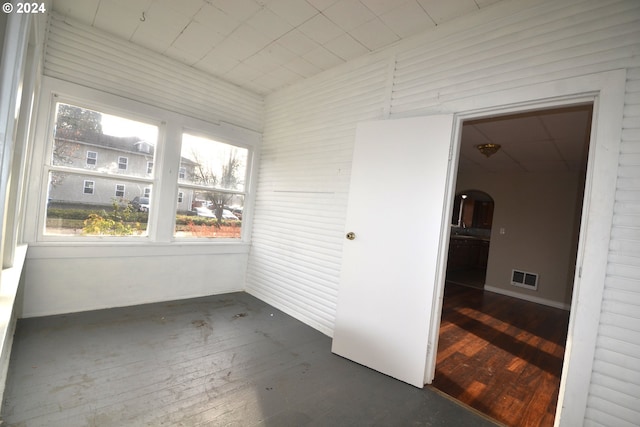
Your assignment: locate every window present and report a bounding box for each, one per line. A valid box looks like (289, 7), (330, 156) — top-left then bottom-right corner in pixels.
(83, 180), (94, 194)
(45, 101), (157, 237)
(118, 156), (128, 170)
(115, 184), (125, 198)
(175, 133), (248, 239)
(86, 151), (97, 166)
(35, 84), (257, 242)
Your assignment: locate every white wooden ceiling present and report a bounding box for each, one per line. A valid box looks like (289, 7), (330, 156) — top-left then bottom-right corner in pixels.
(52, 0), (504, 95)
(51, 0), (592, 173)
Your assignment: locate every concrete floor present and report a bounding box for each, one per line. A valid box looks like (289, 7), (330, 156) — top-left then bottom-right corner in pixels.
(2, 292), (499, 426)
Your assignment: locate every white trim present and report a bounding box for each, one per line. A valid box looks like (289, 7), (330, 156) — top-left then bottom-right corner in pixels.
(0, 12), (31, 268)
(484, 285), (570, 310)
(425, 69), (625, 427)
(27, 242), (250, 259)
(0, 244), (28, 403)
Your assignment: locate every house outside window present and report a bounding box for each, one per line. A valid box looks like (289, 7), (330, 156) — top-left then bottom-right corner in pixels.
(146, 161), (153, 174)
(45, 101), (158, 237)
(86, 151), (97, 166)
(144, 187), (151, 198)
(177, 192), (183, 203)
(178, 167), (186, 180)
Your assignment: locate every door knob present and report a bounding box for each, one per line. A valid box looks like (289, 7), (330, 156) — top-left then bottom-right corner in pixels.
(346, 232), (356, 240)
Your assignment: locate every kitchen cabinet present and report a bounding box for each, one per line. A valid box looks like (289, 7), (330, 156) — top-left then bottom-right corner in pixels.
(447, 236), (490, 271)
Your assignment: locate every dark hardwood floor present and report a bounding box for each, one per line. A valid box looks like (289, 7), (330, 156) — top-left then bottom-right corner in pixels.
(433, 282), (570, 427)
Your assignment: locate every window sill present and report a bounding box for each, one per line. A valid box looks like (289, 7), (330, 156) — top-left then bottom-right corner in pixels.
(27, 241), (250, 259)
(0, 245), (28, 401)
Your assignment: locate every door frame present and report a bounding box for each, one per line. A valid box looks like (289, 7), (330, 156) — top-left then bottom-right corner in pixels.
(419, 70), (626, 426)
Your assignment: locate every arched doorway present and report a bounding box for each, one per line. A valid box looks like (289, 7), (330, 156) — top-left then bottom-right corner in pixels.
(446, 190), (494, 289)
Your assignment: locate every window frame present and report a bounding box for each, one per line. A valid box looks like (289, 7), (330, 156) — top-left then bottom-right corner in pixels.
(83, 180), (95, 195)
(115, 183), (125, 198)
(86, 150), (97, 166)
(117, 156), (128, 171)
(174, 128), (255, 241)
(25, 77), (260, 246)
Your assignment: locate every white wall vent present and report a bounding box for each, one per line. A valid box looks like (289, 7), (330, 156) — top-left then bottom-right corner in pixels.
(511, 269), (538, 290)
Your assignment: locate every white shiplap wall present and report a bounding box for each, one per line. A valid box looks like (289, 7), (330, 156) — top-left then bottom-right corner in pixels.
(44, 13), (263, 132)
(246, 59), (392, 334)
(247, 0), (640, 424)
(587, 62), (640, 426)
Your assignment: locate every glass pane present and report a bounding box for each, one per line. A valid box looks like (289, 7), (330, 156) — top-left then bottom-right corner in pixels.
(52, 102), (158, 178)
(179, 133), (248, 191)
(175, 190), (243, 239)
(45, 172), (151, 236)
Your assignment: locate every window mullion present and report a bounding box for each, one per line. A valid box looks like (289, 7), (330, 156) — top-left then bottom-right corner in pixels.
(151, 121), (180, 242)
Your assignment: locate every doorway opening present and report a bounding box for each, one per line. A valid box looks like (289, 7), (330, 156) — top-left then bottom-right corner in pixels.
(432, 103), (593, 427)
(446, 190), (494, 289)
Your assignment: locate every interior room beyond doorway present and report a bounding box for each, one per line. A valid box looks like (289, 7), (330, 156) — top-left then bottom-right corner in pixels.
(434, 103), (593, 426)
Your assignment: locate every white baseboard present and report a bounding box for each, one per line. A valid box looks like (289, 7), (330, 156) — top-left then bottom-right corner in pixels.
(484, 285), (571, 311)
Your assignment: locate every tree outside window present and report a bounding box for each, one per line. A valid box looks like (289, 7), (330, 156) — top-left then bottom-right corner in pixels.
(175, 133), (247, 238)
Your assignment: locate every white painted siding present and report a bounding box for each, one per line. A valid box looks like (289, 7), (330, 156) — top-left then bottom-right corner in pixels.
(246, 59), (391, 334)
(588, 63), (640, 426)
(247, 0), (640, 423)
(45, 13), (263, 132)
(391, 1), (639, 116)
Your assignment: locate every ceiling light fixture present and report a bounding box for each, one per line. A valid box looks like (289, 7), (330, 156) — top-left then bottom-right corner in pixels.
(476, 143), (501, 158)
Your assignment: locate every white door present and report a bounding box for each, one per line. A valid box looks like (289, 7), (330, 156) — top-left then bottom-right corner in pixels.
(331, 115), (455, 388)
